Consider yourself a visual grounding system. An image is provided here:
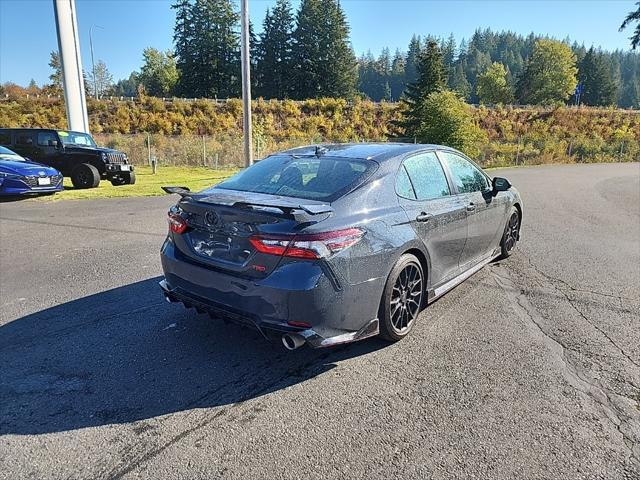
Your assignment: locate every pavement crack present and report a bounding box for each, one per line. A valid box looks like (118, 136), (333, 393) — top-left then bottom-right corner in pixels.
(493, 269), (640, 466)
(525, 256), (631, 306)
(523, 256), (639, 369)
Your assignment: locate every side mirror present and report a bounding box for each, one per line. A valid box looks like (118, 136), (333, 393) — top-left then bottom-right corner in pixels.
(492, 177), (511, 194)
(49, 140), (59, 148)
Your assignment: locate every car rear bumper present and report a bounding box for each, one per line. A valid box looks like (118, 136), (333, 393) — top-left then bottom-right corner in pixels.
(160, 238), (381, 348)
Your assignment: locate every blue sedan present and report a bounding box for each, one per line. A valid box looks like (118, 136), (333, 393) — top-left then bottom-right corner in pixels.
(0, 146), (63, 196)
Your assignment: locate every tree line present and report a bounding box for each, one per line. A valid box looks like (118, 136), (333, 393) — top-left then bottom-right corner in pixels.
(2, 0), (638, 109)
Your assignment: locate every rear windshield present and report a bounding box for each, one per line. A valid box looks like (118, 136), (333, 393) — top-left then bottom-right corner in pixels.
(214, 155), (377, 201)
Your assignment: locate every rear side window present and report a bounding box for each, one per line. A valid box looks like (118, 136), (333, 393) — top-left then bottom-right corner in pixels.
(439, 151), (488, 193)
(16, 133), (34, 145)
(396, 166), (416, 199)
(214, 155), (376, 202)
(399, 152), (450, 201)
(38, 132), (58, 146)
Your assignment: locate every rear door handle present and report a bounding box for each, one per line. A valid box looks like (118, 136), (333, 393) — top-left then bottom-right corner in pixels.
(416, 212), (433, 222)
(466, 203), (476, 212)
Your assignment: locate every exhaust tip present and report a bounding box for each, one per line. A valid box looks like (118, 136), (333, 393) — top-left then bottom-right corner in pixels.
(282, 334), (305, 351)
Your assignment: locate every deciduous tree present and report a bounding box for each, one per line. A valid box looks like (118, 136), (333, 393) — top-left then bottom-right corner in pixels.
(476, 62), (514, 104)
(416, 90), (486, 158)
(516, 39), (577, 105)
(139, 48), (179, 97)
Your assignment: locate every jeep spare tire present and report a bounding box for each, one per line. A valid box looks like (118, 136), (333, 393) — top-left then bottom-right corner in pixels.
(71, 163), (101, 189)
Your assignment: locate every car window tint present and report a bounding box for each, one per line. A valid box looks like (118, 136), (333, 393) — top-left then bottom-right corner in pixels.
(214, 155), (376, 202)
(38, 132), (58, 146)
(440, 151), (489, 194)
(396, 165), (416, 199)
(402, 152), (450, 200)
(16, 134), (34, 145)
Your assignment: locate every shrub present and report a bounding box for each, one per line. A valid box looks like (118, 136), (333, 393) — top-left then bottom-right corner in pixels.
(416, 90), (487, 158)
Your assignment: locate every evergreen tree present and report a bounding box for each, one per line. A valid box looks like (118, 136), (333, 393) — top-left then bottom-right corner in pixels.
(390, 49), (406, 101)
(578, 47), (617, 106)
(401, 40), (446, 137)
(48, 51), (63, 92)
(172, 0), (196, 96)
(619, 76), (639, 108)
(173, 0), (240, 98)
(404, 35), (422, 86)
(89, 60), (114, 98)
(450, 62), (472, 100)
(292, 0), (356, 99)
(256, 0), (294, 99)
(113, 72), (140, 97)
(620, 2), (640, 50)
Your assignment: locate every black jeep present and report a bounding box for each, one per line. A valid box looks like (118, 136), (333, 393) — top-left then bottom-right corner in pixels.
(0, 128), (135, 189)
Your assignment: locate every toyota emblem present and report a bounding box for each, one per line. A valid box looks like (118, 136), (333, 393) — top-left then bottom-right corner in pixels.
(204, 210), (220, 227)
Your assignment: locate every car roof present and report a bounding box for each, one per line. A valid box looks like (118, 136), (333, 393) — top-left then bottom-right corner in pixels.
(278, 142), (460, 162)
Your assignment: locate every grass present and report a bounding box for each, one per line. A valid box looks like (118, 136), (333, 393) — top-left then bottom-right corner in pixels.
(37, 166), (238, 201)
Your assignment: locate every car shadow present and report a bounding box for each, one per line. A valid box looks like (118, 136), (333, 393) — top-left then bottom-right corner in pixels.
(0, 277), (388, 436)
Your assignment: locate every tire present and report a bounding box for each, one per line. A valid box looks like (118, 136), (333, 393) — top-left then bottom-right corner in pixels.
(500, 207), (520, 258)
(378, 253), (425, 342)
(71, 163), (100, 189)
(111, 171), (136, 186)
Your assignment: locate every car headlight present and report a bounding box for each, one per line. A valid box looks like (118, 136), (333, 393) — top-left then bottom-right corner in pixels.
(101, 152), (108, 161)
(0, 172), (21, 179)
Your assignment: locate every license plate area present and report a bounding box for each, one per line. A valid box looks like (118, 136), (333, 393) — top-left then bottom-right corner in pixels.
(37, 177), (51, 186)
(189, 230), (250, 265)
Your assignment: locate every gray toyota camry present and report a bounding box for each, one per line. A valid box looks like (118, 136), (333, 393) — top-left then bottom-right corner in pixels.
(160, 143), (522, 350)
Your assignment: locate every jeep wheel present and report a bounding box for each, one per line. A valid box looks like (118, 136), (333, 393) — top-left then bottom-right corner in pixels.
(71, 164), (100, 189)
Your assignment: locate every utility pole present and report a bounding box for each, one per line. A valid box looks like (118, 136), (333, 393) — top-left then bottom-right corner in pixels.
(53, 0), (90, 133)
(240, 0), (253, 167)
(89, 25), (103, 99)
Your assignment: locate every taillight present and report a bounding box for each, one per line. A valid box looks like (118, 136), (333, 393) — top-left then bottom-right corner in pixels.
(168, 212), (188, 234)
(249, 228), (364, 259)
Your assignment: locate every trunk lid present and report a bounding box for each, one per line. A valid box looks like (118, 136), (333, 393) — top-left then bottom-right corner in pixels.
(173, 189), (332, 278)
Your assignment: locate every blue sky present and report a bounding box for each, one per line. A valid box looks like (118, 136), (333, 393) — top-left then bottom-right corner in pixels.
(0, 0), (636, 86)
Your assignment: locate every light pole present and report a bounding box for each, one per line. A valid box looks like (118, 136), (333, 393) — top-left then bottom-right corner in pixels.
(240, 0), (253, 167)
(53, 0), (89, 133)
(89, 25), (104, 99)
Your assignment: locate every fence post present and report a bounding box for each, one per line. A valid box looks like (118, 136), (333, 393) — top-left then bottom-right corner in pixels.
(620, 141), (624, 159)
(202, 135), (207, 166)
(214, 153), (219, 170)
(568, 140), (573, 158)
(515, 136), (521, 165)
(151, 155), (157, 174)
(147, 133), (151, 166)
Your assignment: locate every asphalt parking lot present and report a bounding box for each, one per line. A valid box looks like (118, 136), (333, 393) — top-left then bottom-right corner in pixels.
(1, 163), (639, 480)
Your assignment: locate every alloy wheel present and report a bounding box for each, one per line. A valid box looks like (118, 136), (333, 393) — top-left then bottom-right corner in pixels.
(390, 263), (423, 333)
(504, 212), (519, 252)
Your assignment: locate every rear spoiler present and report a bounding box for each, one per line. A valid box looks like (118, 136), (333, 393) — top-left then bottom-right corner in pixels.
(162, 186), (191, 197)
(164, 186), (333, 220)
(233, 201), (333, 216)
